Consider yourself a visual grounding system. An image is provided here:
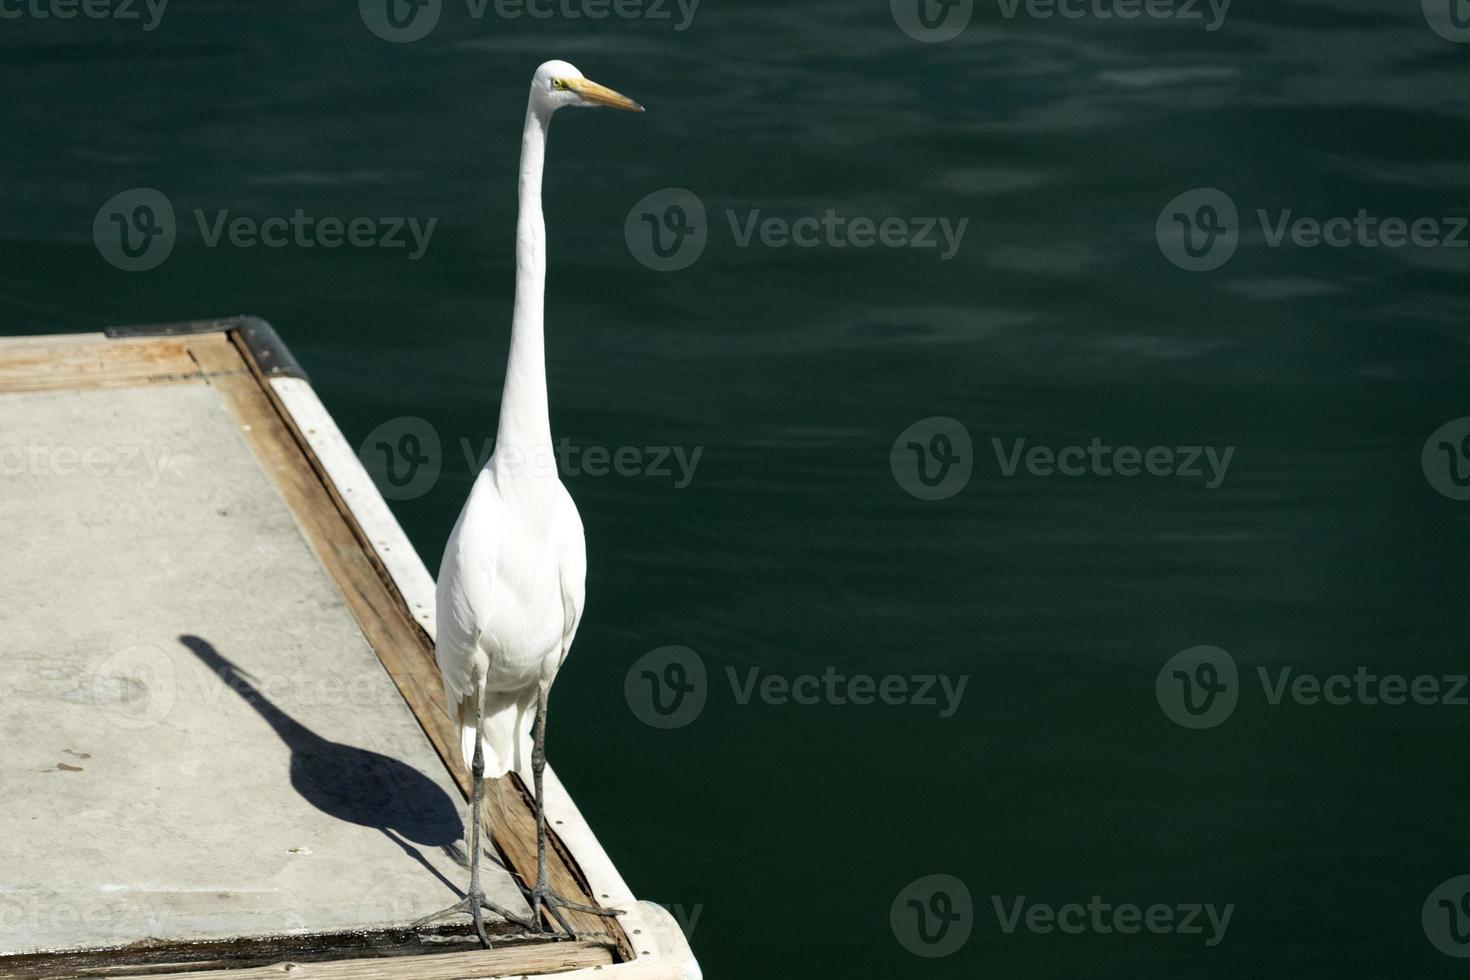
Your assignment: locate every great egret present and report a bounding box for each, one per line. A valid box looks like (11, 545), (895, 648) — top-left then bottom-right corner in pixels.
(413, 60), (643, 947)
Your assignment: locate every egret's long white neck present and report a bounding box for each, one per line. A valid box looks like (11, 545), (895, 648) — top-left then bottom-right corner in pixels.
(494, 100), (554, 473)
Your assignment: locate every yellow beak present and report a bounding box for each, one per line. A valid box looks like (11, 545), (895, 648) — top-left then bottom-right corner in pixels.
(566, 77), (645, 112)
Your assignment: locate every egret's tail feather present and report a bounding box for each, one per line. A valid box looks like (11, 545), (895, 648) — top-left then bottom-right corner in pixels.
(459, 689), (537, 779)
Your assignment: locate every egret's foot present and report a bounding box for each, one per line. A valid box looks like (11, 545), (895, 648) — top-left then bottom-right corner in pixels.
(413, 889), (538, 948)
(528, 884), (626, 938)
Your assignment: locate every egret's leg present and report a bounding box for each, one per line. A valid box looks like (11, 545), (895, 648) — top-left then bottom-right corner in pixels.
(526, 684), (624, 937)
(528, 685), (576, 937)
(414, 703), (537, 944)
(463, 733), (497, 946)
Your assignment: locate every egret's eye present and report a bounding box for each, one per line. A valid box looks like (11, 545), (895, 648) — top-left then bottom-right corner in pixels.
(552, 78), (567, 91)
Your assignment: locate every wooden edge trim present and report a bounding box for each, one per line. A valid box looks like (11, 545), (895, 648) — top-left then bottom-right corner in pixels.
(0, 934), (606, 980)
(25, 942), (609, 980)
(104, 316), (306, 383)
(0, 336), (202, 394)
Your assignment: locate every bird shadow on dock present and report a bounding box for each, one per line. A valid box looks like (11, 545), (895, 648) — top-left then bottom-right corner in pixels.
(178, 634), (494, 899)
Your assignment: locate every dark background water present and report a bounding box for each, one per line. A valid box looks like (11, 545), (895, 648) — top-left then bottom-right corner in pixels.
(4, 0), (1469, 975)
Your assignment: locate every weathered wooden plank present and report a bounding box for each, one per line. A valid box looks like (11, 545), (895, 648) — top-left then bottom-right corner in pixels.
(192, 332), (629, 959)
(57, 942), (610, 980)
(0, 332), (106, 348)
(0, 337), (201, 393)
(0, 928), (571, 980)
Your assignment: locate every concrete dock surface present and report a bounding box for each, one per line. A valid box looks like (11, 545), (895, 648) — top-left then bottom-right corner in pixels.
(0, 381), (528, 953)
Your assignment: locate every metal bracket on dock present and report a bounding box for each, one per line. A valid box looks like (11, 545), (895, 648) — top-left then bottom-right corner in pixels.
(104, 314), (308, 382)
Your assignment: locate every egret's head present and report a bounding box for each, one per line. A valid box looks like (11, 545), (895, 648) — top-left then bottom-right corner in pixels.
(531, 60), (644, 115)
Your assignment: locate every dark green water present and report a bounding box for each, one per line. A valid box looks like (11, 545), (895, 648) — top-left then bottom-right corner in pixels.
(4, 0), (1470, 975)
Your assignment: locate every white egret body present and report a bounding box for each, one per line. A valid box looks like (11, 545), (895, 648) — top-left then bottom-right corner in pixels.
(416, 59), (643, 947)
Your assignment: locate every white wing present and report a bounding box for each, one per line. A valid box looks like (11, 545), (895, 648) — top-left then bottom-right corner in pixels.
(435, 471), (499, 721)
(553, 480), (587, 671)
